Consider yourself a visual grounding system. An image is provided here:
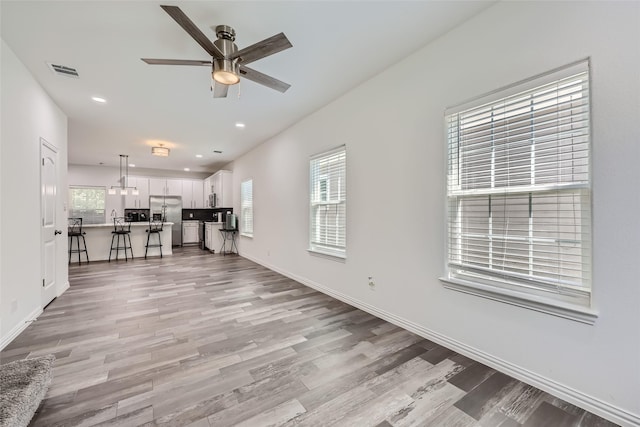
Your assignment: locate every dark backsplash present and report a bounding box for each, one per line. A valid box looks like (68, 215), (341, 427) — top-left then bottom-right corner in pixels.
(182, 208), (233, 221)
(125, 208), (233, 222)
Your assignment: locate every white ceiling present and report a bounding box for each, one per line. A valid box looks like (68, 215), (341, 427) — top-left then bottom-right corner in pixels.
(1, 1), (494, 174)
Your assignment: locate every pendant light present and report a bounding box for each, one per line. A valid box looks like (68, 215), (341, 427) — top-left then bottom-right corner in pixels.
(108, 154), (138, 196)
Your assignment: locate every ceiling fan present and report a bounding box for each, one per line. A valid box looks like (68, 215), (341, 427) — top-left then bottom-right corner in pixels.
(142, 5), (292, 98)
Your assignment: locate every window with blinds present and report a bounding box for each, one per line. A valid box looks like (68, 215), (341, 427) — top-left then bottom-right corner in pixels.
(68, 186), (106, 224)
(445, 60), (592, 311)
(240, 179), (253, 237)
(309, 146), (346, 258)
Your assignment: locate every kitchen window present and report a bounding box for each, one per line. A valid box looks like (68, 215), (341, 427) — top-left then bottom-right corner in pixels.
(240, 179), (253, 237)
(441, 60), (595, 323)
(68, 186), (106, 224)
(309, 145), (346, 258)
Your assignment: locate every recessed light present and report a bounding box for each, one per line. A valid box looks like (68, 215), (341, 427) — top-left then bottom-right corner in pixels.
(195, 154), (203, 158)
(235, 122), (245, 128)
(184, 168), (190, 172)
(129, 164), (135, 167)
(91, 96), (107, 103)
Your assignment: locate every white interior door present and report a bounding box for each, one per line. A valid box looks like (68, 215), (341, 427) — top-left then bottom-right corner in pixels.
(41, 139), (59, 307)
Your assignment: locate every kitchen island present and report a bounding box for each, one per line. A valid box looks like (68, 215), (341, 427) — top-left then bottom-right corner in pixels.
(80, 222), (173, 261)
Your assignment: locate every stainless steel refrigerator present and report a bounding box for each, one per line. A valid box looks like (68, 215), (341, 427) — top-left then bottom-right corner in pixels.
(150, 195), (182, 246)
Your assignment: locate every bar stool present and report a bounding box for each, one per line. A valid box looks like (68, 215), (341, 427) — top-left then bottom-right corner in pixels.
(109, 217), (133, 261)
(68, 217), (89, 264)
(145, 218), (163, 259)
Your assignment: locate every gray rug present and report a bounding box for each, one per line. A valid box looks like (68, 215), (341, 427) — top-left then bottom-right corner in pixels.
(0, 355), (55, 427)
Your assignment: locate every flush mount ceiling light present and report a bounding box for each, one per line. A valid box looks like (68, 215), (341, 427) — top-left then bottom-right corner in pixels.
(91, 96), (106, 103)
(152, 145), (170, 157)
(235, 122), (245, 128)
(108, 154), (138, 196)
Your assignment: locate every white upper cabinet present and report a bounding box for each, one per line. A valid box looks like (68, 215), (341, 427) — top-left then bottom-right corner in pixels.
(182, 179), (204, 208)
(208, 170), (233, 208)
(124, 177), (149, 209)
(149, 178), (166, 196)
(166, 179), (182, 196)
(149, 178), (182, 196)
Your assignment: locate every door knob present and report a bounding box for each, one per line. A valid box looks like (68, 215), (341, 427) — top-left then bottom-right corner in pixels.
(54, 230), (62, 235)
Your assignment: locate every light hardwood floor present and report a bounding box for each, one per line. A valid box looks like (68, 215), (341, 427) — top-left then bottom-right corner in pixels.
(1, 247), (618, 426)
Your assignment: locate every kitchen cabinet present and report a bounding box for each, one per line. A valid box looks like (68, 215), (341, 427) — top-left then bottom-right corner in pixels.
(182, 220), (199, 245)
(166, 179), (182, 196)
(182, 179), (204, 208)
(205, 222), (223, 252)
(208, 170), (233, 208)
(203, 177), (213, 207)
(124, 177), (149, 209)
(149, 178), (182, 196)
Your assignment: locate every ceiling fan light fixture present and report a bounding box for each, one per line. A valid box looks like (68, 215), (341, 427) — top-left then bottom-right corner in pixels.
(213, 59), (240, 85)
(152, 146), (170, 157)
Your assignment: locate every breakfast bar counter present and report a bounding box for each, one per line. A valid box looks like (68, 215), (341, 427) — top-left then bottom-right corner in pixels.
(80, 222), (173, 261)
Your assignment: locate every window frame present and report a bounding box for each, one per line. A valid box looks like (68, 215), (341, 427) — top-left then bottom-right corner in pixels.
(440, 60), (597, 324)
(68, 186), (107, 225)
(240, 178), (253, 238)
(308, 145), (347, 259)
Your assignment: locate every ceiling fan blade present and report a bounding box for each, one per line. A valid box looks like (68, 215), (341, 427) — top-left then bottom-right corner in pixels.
(141, 58), (212, 66)
(230, 33), (292, 65)
(160, 5), (224, 59)
(239, 65), (291, 93)
(213, 81), (229, 98)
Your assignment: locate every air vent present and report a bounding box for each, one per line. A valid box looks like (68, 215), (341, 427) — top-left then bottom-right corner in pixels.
(213, 150), (223, 154)
(47, 63), (79, 78)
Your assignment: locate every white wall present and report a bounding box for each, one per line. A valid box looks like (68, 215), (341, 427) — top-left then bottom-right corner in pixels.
(1, 39), (69, 346)
(230, 2), (640, 425)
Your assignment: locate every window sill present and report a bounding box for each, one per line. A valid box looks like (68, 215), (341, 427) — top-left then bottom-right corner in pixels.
(439, 277), (598, 325)
(308, 248), (346, 262)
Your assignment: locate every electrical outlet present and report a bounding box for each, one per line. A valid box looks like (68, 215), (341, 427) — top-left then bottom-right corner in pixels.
(368, 276), (375, 291)
(267, 250), (271, 257)
(11, 299), (18, 313)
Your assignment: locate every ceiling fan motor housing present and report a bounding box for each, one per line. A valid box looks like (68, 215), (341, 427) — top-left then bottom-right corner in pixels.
(212, 25), (240, 85)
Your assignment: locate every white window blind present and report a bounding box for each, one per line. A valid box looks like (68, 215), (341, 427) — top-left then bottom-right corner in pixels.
(240, 179), (253, 237)
(445, 61), (592, 309)
(309, 146), (346, 258)
(68, 186), (106, 224)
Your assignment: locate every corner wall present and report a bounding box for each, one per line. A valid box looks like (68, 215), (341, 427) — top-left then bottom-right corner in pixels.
(1, 39), (68, 348)
(230, 2), (640, 425)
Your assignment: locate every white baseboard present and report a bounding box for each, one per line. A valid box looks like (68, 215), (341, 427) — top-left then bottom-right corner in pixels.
(0, 306), (43, 351)
(240, 253), (640, 427)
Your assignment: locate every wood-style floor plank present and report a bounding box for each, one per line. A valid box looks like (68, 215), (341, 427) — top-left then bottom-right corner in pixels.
(0, 247), (618, 426)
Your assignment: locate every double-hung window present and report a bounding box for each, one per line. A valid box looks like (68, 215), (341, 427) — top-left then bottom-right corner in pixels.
(309, 146), (346, 258)
(443, 61), (594, 322)
(240, 179), (253, 237)
(68, 186), (106, 224)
